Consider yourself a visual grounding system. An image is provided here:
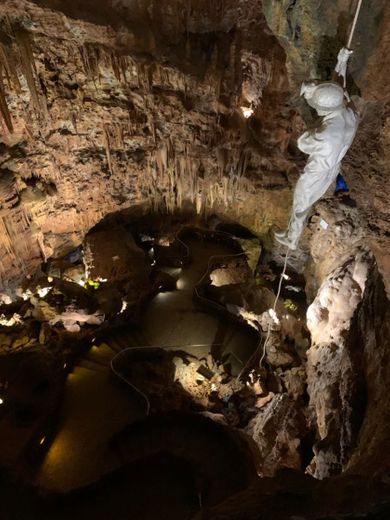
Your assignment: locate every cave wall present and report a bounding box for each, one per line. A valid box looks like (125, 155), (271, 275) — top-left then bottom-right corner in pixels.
(0, 0), (298, 292)
(263, 0), (390, 296)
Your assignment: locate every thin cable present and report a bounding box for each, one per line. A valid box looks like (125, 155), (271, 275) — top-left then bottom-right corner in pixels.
(195, 251), (246, 289)
(110, 343), (226, 416)
(110, 347), (154, 416)
(175, 234), (190, 262)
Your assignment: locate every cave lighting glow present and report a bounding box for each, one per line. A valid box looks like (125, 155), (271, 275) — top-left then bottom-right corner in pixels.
(268, 308), (280, 325)
(176, 277), (189, 290)
(119, 300), (128, 313)
(37, 286), (52, 297)
(241, 106), (254, 118)
(0, 313), (22, 326)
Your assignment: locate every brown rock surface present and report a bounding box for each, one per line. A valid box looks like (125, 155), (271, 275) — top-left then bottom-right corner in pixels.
(0, 0), (292, 292)
(83, 227), (150, 284)
(245, 393), (306, 477)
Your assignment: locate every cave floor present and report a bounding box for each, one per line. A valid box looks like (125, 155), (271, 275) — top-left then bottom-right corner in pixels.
(34, 235), (258, 503)
(142, 237), (257, 367)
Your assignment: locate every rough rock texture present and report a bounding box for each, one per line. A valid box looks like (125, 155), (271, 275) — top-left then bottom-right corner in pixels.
(0, 0), (388, 297)
(264, 0), (390, 296)
(0, 0), (293, 292)
(0, 2), (388, 516)
(83, 227), (150, 283)
(346, 264), (390, 477)
(306, 246), (372, 478)
(245, 393), (306, 477)
(278, 196), (390, 481)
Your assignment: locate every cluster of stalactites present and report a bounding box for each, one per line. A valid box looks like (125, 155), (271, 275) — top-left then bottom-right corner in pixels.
(141, 140), (252, 215)
(0, 21), (46, 134)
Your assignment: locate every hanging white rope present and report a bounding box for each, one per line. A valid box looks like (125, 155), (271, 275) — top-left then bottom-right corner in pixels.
(238, 246), (290, 380)
(347, 0), (364, 49)
(259, 247), (290, 368)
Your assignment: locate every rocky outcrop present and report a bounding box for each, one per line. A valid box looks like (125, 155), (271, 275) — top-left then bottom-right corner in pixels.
(83, 227), (150, 284)
(285, 196), (390, 480)
(306, 247), (372, 478)
(0, 0), (388, 297)
(245, 393), (306, 477)
(263, 0), (390, 296)
(345, 263), (390, 477)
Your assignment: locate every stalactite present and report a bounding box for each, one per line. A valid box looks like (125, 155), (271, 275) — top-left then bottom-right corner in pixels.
(216, 147), (227, 180)
(110, 53), (131, 84)
(0, 217), (15, 258)
(0, 41), (21, 92)
(103, 123), (114, 177)
(155, 144), (168, 173)
(196, 192), (202, 214)
(15, 29), (42, 114)
(0, 64), (13, 133)
(0, 32), (23, 134)
(79, 44), (101, 87)
(222, 176), (229, 207)
(138, 63), (151, 92)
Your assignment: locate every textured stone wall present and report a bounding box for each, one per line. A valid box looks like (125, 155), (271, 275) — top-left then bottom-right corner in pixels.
(263, 0), (390, 295)
(0, 0), (297, 291)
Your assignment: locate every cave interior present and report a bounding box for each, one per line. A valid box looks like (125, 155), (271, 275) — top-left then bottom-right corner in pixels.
(0, 1), (389, 519)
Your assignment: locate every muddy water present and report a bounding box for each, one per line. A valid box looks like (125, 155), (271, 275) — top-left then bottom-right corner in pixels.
(35, 234), (258, 503)
(141, 236), (258, 369)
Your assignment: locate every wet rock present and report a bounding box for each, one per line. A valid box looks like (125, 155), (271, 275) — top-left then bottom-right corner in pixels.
(199, 411), (227, 425)
(173, 357), (215, 408)
(0, 333), (13, 348)
(12, 336), (30, 349)
(255, 392), (274, 409)
(62, 264), (85, 285)
(236, 238), (262, 273)
(39, 322), (51, 345)
(150, 270), (177, 292)
(31, 299), (58, 322)
(49, 307), (105, 333)
(95, 285), (122, 316)
(153, 239), (188, 267)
